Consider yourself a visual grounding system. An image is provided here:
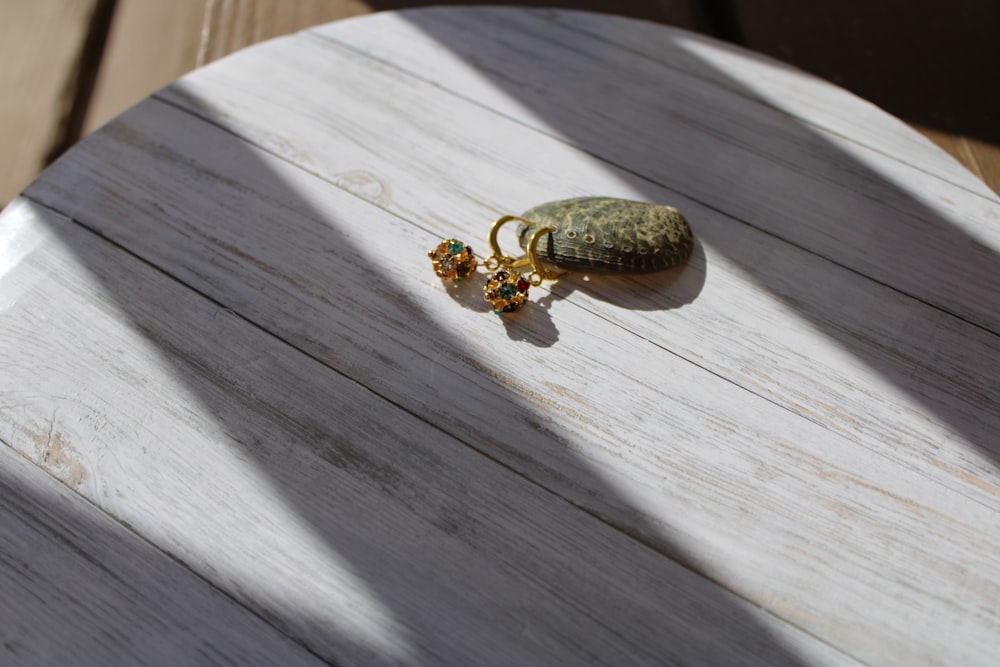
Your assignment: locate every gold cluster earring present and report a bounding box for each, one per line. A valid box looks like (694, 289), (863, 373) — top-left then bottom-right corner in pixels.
(428, 239), (477, 280)
(428, 215), (556, 313)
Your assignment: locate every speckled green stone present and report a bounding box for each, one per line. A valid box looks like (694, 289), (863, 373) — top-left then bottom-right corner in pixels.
(516, 197), (694, 273)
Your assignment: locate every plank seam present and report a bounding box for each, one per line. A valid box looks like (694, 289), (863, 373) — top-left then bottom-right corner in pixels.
(145, 91), (998, 416)
(0, 375), (341, 665)
(342, 8), (996, 204)
(300, 29), (1000, 341)
(16, 194), (867, 665)
(137, 94), (1000, 515)
(134, 93), (1000, 515)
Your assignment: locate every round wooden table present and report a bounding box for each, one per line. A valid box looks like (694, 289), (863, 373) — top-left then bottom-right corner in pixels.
(2, 7), (999, 666)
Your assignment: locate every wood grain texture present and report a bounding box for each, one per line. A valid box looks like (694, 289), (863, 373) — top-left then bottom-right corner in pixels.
(23, 90), (1000, 667)
(317, 9), (1000, 332)
(0, 200), (859, 666)
(0, 0), (106, 204)
(0, 441), (325, 666)
(80, 0), (699, 139)
(6, 7), (1000, 666)
(143, 19), (1000, 497)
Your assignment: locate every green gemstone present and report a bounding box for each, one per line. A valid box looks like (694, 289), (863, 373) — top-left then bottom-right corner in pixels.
(499, 283), (518, 299)
(447, 241), (465, 254)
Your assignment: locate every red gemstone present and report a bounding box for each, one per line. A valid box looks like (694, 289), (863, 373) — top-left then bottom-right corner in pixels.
(516, 278), (529, 293)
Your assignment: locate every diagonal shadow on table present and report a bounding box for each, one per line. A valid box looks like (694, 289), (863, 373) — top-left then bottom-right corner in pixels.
(10, 54), (837, 667)
(9, 6), (999, 667)
(11, 132), (823, 664)
(0, 455), (324, 666)
(375, 7), (1000, 465)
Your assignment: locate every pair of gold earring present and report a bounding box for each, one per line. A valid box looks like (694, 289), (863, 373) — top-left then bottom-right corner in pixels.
(428, 215), (557, 313)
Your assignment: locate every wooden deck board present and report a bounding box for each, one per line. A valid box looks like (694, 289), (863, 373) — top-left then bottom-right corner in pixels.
(82, 0), (207, 135)
(199, 0), (376, 63)
(0, 0), (107, 204)
(83, 0), (380, 135)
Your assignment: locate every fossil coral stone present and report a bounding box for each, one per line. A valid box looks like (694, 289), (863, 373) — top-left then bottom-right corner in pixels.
(516, 197), (693, 273)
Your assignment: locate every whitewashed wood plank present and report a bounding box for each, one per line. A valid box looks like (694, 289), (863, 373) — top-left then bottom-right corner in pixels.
(310, 8), (1000, 334)
(19, 90), (1000, 666)
(0, 199), (863, 667)
(324, 6), (1000, 204)
(125, 35), (1000, 505)
(0, 442), (325, 666)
